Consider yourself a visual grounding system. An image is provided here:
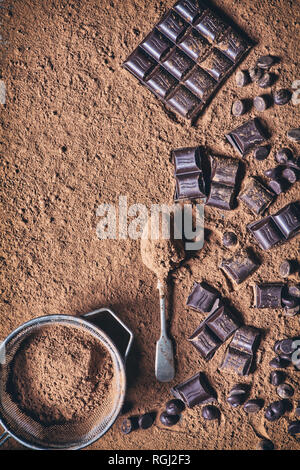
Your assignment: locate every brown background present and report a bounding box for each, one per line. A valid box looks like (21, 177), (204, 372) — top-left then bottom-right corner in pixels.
(0, 0), (299, 450)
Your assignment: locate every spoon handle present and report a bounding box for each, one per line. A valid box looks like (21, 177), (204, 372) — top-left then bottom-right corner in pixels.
(157, 279), (167, 337)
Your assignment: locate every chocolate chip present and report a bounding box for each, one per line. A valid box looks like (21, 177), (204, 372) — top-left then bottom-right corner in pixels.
(288, 421), (300, 435)
(287, 128), (300, 142)
(202, 405), (220, 421)
(121, 416), (139, 434)
(275, 147), (294, 164)
(249, 66), (264, 82)
(138, 413), (155, 429)
(277, 383), (294, 399)
(274, 89), (292, 106)
(243, 399), (264, 413)
(232, 99), (246, 116)
(159, 411), (180, 427)
(222, 231), (238, 247)
(278, 338), (297, 355)
(227, 394), (245, 407)
(165, 399), (185, 415)
(257, 439), (275, 450)
(269, 356), (290, 369)
(282, 167), (298, 183)
(254, 145), (270, 160)
(258, 73), (274, 88)
(254, 95), (269, 111)
(227, 383), (248, 407)
(229, 383), (249, 396)
(270, 370), (285, 386)
(256, 55), (276, 70)
(279, 260), (293, 278)
(236, 70), (249, 87)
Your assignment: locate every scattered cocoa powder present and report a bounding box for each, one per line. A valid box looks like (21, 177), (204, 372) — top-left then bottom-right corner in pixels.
(7, 325), (114, 425)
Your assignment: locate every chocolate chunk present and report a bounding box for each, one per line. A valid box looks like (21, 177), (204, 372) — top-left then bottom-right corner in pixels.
(277, 338), (298, 355)
(239, 178), (275, 215)
(138, 413), (155, 429)
(265, 167), (281, 179)
(186, 282), (220, 313)
(275, 147), (294, 164)
(124, 1), (252, 122)
(183, 66), (217, 100)
(287, 128), (300, 142)
(165, 399), (185, 415)
(220, 251), (259, 284)
(268, 179), (285, 195)
(249, 66), (264, 82)
(282, 167), (298, 184)
(188, 324), (221, 359)
(279, 260), (293, 278)
(173, 146), (206, 201)
(226, 118), (266, 157)
(195, 11), (228, 42)
(243, 399), (263, 413)
(270, 370), (285, 386)
(202, 405), (220, 420)
(230, 326), (260, 355)
(229, 383), (249, 396)
(247, 216), (283, 250)
(235, 70), (249, 87)
(205, 305), (239, 342)
(221, 326), (260, 376)
(257, 439), (275, 451)
(157, 11), (188, 42)
(253, 95), (269, 111)
(210, 154), (240, 187)
(253, 283), (284, 308)
(272, 202), (300, 239)
(277, 383), (294, 399)
(256, 55), (276, 70)
(274, 89), (292, 106)
(222, 347), (253, 376)
(141, 29), (172, 61)
(269, 356), (290, 369)
(121, 416), (139, 434)
(254, 145), (270, 161)
(222, 231), (237, 247)
(227, 394), (246, 407)
(288, 421), (300, 435)
(206, 183), (235, 210)
(171, 372), (217, 408)
(159, 411), (180, 427)
(257, 72), (274, 88)
(175, 173), (206, 200)
(232, 99), (246, 116)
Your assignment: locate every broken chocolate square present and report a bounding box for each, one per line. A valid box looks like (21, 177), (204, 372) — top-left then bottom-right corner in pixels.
(253, 283), (284, 308)
(205, 306), (239, 342)
(186, 281), (220, 312)
(173, 146), (206, 201)
(239, 177), (275, 215)
(247, 216), (284, 250)
(221, 347), (253, 376)
(220, 251), (259, 284)
(171, 371), (217, 407)
(226, 118), (266, 157)
(188, 324), (221, 359)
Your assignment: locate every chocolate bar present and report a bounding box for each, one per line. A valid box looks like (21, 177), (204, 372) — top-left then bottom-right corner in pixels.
(171, 371), (217, 407)
(253, 283), (284, 308)
(206, 154), (240, 210)
(226, 118), (266, 156)
(186, 281), (219, 312)
(188, 304), (239, 359)
(123, 1), (252, 123)
(221, 326), (260, 376)
(238, 177), (275, 215)
(220, 250), (259, 284)
(248, 201), (300, 250)
(172, 147), (206, 201)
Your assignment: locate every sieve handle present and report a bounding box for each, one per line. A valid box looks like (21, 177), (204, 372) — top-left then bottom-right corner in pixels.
(0, 432), (10, 447)
(82, 308), (134, 362)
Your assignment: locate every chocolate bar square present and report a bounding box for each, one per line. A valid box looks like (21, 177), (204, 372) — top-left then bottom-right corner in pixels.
(239, 177), (275, 215)
(199, 48), (233, 81)
(171, 372), (217, 407)
(162, 47), (194, 80)
(210, 154), (239, 187)
(221, 347), (253, 376)
(221, 326), (260, 376)
(253, 283), (284, 308)
(220, 251), (259, 284)
(230, 326), (260, 355)
(186, 281), (220, 312)
(205, 306), (239, 342)
(216, 28), (248, 63)
(123, 48), (156, 80)
(272, 202), (300, 239)
(179, 29), (210, 61)
(167, 85), (201, 117)
(175, 173), (206, 200)
(226, 118), (266, 156)
(247, 216), (284, 250)
(195, 11), (229, 42)
(140, 29), (173, 61)
(174, 0), (207, 24)
(183, 66), (216, 99)
(188, 324), (221, 359)
(146, 67), (178, 98)
(157, 10), (188, 42)
(206, 183), (235, 210)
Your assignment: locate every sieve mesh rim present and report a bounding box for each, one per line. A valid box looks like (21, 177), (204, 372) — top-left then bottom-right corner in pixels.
(0, 314), (127, 450)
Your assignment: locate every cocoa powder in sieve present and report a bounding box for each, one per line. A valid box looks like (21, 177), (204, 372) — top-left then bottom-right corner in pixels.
(7, 324), (114, 425)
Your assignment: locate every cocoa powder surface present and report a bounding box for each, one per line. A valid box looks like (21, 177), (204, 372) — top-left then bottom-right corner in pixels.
(0, 0), (299, 451)
(7, 324), (114, 425)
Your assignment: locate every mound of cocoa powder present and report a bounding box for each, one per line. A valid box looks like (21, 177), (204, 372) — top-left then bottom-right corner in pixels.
(7, 325), (114, 425)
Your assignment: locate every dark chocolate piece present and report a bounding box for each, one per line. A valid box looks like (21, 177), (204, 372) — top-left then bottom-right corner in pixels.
(230, 326), (260, 355)
(205, 305), (239, 342)
(253, 283), (284, 308)
(221, 326), (260, 376)
(171, 372), (217, 408)
(202, 405), (220, 420)
(186, 281), (220, 313)
(222, 231), (237, 247)
(247, 216), (284, 250)
(165, 399), (185, 415)
(206, 183), (235, 210)
(258, 73), (274, 88)
(274, 88), (291, 106)
(159, 411), (180, 426)
(138, 413), (155, 429)
(121, 417), (139, 434)
(272, 202), (300, 239)
(253, 95), (269, 112)
(243, 399), (263, 413)
(220, 251), (259, 284)
(249, 66), (264, 82)
(268, 179), (285, 195)
(232, 99), (246, 116)
(173, 146), (206, 201)
(254, 145), (270, 161)
(188, 324), (221, 359)
(210, 154), (239, 187)
(275, 147), (293, 164)
(225, 118), (266, 157)
(256, 55), (276, 70)
(123, 2), (252, 122)
(235, 70), (249, 87)
(279, 260), (293, 278)
(221, 347), (253, 376)
(238, 177), (275, 215)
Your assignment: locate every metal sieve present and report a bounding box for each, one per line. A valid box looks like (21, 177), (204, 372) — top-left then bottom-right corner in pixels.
(0, 308), (133, 450)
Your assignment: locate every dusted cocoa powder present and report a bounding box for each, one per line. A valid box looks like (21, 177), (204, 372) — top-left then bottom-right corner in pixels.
(8, 325), (114, 425)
